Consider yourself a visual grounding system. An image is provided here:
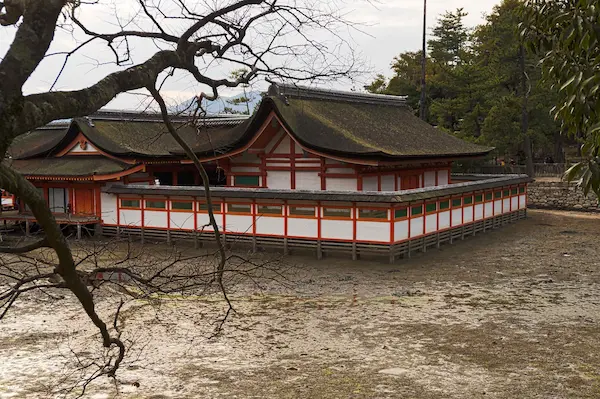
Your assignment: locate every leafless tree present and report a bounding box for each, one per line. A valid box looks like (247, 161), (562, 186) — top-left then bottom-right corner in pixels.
(0, 0), (361, 386)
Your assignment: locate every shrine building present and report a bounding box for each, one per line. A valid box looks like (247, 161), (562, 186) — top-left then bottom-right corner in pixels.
(4, 83), (531, 262)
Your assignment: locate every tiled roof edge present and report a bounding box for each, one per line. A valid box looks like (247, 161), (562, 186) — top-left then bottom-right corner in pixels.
(268, 82), (408, 107)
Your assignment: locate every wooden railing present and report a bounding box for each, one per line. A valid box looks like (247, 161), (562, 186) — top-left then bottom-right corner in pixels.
(453, 163), (570, 178)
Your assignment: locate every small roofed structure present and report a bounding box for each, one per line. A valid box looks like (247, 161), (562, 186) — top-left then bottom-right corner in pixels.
(2, 84), (529, 262)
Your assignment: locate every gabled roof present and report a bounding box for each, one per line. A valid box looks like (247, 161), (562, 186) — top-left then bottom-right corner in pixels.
(9, 84), (492, 164)
(9, 157), (141, 180)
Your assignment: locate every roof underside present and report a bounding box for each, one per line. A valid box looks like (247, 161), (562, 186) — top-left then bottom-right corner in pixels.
(10, 157), (136, 177)
(9, 85), (492, 163)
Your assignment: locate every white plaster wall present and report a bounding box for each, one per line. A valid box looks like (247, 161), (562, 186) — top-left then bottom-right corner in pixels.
(381, 175), (395, 191)
(101, 193), (118, 224)
(494, 200), (503, 215)
(267, 171), (290, 189)
(295, 171), (321, 190)
(484, 202), (494, 218)
(273, 136), (291, 153)
(287, 218), (318, 238)
(511, 197), (519, 211)
(410, 217), (424, 237)
(321, 220), (353, 240)
(474, 204), (484, 220)
(425, 214), (437, 233)
(503, 198), (511, 213)
(326, 177), (357, 191)
(144, 211), (168, 228)
(437, 170), (449, 185)
(451, 209), (462, 226)
(255, 217), (285, 236)
(225, 215), (254, 234)
(265, 131), (285, 153)
(519, 194), (526, 209)
(231, 166), (260, 173)
(68, 142), (99, 153)
(196, 213), (216, 231)
(424, 171), (436, 187)
(119, 210), (142, 227)
(463, 206), (474, 223)
(363, 176), (378, 191)
(438, 211), (451, 229)
(327, 168), (354, 174)
(394, 220), (409, 241)
(356, 221), (389, 242)
(169, 212), (195, 230)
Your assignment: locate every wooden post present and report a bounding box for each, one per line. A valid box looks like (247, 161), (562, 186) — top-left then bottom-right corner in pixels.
(436, 232), (441, 248)
(194, 231), (199, 249)
(140, 227), (145, 244)
(76, 224), (82, 240)
(407, 239), (411, 258)
(389, 247), (395, 264)
(166, 229), (171, 244)
(352, 242), (357, 261)
(25, 219), (30, 237)
(317, 241), (323, 260)
(252, 235), (257, 253)
(283, 237), (289, 256)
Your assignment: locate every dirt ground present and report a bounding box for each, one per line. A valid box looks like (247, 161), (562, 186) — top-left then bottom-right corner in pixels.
(1, 209), (600, 398)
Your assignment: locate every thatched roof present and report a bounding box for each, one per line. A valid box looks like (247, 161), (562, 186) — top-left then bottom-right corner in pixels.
(10, 157), (135, 177)
(10, 84), (492, 163)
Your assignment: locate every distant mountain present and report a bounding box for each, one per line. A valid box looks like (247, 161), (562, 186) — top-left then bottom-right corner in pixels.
(173, 90), (262, 115)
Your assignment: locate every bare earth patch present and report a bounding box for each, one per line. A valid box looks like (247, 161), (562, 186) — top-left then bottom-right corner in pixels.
(1, 209), (600, 398)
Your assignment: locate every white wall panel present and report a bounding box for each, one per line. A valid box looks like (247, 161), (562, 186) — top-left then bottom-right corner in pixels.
(381, 175), (395, 191)
(410, 217), (424, 237)
(474, 204), (484, 220)
(425, 214), (437, 233)
(494, 200), (502, 215)
(101, 193), (118, 224)
(296, 171), (321, 190)
(437, 170), (449, 186)
(272, 136), (291, 153)
(463, 206), (474, 223)
(356, 221), (389, 242)
(503, 198), (511, 213)
(169, 212), (195, 230)
(256, 217), (285, 235)
(394, 220), (409, 241)
(144, 211), (168, 228)
(326, 177), (357, 191)
(196, 213), (216, 231)
(68, 142), (99, 153)
(451, 209), (462, 226)
(424, 171), (436, 187)
(519, 194), (526, 209)
(267, 171), (290, 189)
(511, 197), (519, 211)
(438, 211), (451, 229)
(363, 176), (378, 191)
(119, 210), (142, 227)
(287, 218), (318, 238)
(225, 215), (254, 234)
(484, 202), (493, 218)
(321, 220), (353, 240)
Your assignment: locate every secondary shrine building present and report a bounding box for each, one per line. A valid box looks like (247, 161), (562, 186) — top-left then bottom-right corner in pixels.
(4, 83), (531, 261)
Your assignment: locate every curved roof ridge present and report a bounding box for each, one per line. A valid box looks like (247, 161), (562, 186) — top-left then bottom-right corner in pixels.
(268, 82), (408, 107)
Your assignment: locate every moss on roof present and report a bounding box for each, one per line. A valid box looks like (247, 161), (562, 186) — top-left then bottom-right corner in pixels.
(10, 157), (134, 177)
(270, 96), (492, 159)
(9, 88), (492, 162)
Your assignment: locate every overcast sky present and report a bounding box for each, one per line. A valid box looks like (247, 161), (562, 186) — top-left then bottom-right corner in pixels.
(0, 0), (501, 110)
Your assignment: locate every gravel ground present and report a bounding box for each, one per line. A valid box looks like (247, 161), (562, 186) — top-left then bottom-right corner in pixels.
(1, 209), (600, 398)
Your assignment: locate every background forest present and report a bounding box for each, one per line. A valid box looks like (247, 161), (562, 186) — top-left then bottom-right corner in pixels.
(366, 0), (573, 166)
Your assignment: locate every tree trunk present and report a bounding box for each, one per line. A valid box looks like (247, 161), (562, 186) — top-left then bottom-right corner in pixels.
(519, 44), (534, 177)
(419, 0), (427, 121)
